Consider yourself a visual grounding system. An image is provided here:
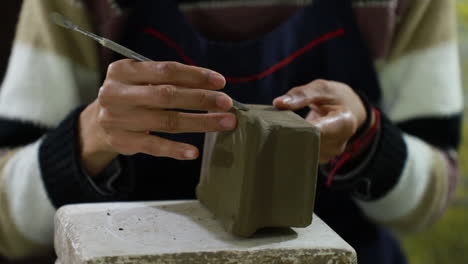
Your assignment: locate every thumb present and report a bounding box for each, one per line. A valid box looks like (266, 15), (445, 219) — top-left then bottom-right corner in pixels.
(273, 80), (333, 110)
(273, 86), (310, 110)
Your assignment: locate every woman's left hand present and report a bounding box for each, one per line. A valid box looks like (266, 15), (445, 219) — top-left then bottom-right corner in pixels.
(273, 79), (367, 163)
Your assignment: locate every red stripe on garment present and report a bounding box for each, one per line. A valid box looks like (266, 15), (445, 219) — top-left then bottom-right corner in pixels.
(143, 28), (346, 83)
(143, 28), (198, 66)
(226, 28), (346, 83)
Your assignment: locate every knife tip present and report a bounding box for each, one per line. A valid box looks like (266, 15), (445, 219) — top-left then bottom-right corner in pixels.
(50, 12), (73, 29)
(233, 100), (249, 111)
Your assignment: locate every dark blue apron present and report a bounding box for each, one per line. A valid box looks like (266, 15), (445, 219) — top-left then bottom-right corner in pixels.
(121, 1), (407, 263)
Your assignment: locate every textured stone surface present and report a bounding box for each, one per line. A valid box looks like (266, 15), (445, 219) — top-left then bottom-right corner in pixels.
(197, 105), (320, 237)
(54, 200), (356, 264)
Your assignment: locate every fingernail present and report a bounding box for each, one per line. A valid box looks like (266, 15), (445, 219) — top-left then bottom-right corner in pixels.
(209, 72), (226, 87)
(184, 149), (197, 159)
(220, 116), (236, 129)
(282, 95), (293, 104)
(216, 95), (232, 109)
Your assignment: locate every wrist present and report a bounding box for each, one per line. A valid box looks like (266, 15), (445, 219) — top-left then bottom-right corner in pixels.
(79, 102), (118, 177)
(347, 109), (376, 159)
(351, 90), (373, 142)
(323, 107), (381, 187)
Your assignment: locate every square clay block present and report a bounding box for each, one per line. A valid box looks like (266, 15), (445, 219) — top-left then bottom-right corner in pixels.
(197, 104), (320, 237)
(54, 201), (357, 264)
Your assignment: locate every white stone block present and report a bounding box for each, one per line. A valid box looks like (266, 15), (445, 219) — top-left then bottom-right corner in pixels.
(54, 200), (356, 264)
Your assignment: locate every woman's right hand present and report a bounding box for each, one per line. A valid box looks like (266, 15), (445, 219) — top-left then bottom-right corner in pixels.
(79, 59), (237, 176)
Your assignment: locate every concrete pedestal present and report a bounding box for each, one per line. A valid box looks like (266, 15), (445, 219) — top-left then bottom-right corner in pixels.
(54, 200), (356, 264)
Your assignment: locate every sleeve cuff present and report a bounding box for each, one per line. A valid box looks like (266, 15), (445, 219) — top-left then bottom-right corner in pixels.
(38, 106), (134, 208)
(320, 110), (408, 201)
(83, 155), (135, 196)
(351, 112), (407, 200)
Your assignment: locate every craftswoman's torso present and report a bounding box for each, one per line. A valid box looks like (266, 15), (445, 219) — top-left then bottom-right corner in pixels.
(107, 0), (406, 263)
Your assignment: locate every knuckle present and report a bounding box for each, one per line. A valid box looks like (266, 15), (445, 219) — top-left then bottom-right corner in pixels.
(289, 87), (307, 98)
(97, 108), (113, 128)
(314, 79), (329, 87)
(106, 62), (119, 77)
(199, 116), (212, 131)
(107, 59), (136, 79)
(107, 60), (127, 76)
(160, 112), (179, 132)
(154, 62), (169, 74)
(154, 61), (179, 75)
(155, 85), (177, 105)
(197, 91), (211, 108)
(98, 82), (115, 106)
(313, 79), (333, 93)
(97, 87), (107, 106)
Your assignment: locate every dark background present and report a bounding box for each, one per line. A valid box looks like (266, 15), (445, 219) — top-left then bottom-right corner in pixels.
(0, 1), (22, 82)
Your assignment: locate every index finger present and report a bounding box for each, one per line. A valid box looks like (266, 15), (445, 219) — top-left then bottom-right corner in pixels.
(107, 59), (226, 90)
